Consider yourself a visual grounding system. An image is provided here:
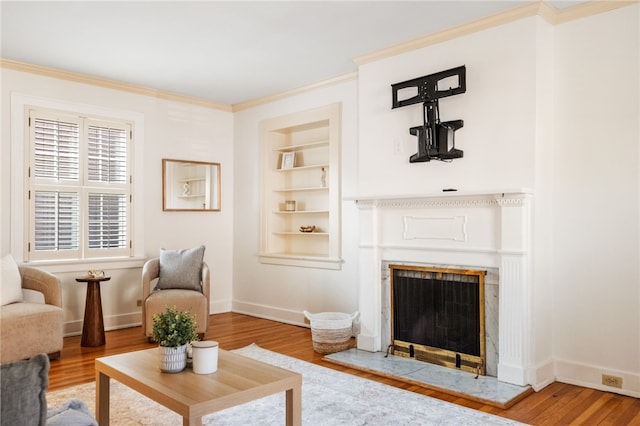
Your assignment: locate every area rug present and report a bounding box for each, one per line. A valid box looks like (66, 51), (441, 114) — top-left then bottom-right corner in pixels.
(47, 344), (527, 425)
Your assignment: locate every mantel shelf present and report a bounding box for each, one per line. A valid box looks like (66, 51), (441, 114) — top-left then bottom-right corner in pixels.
(344, 188), (534, 203)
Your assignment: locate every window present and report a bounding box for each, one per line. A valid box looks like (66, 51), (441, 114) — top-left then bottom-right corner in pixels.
(27, 109), (133, 261)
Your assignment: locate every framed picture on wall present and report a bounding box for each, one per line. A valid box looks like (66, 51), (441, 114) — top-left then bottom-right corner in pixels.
(281, 152), (295, 169)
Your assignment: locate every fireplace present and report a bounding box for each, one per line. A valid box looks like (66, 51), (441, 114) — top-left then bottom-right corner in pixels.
(390, 265), (486, 375)
(352, 190), (533, 386)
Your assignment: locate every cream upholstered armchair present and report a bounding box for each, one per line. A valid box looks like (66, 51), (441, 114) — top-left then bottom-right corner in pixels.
(141, 247), (210, 339)
(1, 255), (64, 363)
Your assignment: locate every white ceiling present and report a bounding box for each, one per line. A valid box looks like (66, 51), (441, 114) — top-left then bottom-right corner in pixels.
(2, 1), (573, 106)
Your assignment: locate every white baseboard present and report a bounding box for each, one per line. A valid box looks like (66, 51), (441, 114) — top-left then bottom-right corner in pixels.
(64, 311), (141, 337)
(529, 359), (555, 391)
(231, 300), (309, 328)
(63, 300), (233, 337)
(211, 298), (232, 314)
(554, 358), (640, 398)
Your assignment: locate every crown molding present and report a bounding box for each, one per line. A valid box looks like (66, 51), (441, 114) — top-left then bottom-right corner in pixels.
(0, 58), (232, 112)
(546, 0), (638, 25)
(231, 72), (358, 112)
(353, 2), (541, 66)
(353, 0), (637, 66)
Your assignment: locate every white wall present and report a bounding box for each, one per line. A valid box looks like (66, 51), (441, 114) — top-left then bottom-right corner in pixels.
(358, 18), (539, 196)
(0, 68), (234, 334)
(232, 79), (360, 326)
(551, 5), (639, 395)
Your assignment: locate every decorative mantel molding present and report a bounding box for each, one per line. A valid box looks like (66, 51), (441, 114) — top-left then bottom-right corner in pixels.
(348, 189), (533, 209)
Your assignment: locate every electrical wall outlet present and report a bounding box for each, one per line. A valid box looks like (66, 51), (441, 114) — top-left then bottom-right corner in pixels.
(393, 140), (403, 155)
(602, 374), (623, 388)
(136, 299), (142, 307)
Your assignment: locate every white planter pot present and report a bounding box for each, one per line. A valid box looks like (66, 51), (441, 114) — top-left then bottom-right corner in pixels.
(158, 344), (187, 373)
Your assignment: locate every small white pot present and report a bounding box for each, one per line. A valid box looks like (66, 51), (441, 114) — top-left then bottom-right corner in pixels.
(159, 344), (187, 373)
(192, 341), (219, 374)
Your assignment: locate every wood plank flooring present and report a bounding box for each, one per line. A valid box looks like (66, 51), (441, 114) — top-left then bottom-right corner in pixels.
(48, 312), (640, 425)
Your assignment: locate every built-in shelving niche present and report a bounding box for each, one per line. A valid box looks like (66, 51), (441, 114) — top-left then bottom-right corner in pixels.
(259, 103), (342, 270)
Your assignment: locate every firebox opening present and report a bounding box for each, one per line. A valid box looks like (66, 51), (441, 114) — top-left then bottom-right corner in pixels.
(390, 265), (486, 375)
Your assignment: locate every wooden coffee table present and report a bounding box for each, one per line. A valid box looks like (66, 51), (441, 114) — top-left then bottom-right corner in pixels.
(95, 347), (302, 426)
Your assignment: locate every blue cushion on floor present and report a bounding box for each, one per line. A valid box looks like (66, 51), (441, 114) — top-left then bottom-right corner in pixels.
(46, 399), (97, 426)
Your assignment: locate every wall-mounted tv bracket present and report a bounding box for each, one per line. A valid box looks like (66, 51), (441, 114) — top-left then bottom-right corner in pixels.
(391, 65), (466, 162)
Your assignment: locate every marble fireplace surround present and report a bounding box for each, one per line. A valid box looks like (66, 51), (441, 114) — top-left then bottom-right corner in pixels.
(352, 189), (532, 386)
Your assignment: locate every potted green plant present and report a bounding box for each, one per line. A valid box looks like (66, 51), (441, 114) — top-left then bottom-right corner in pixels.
(152, 306), (199, 373)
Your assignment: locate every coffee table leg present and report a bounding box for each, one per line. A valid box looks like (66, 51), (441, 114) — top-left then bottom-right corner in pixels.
(183, 416), (202, 426)
(96, 371), (110, 426)
(285, 384), (302, 426)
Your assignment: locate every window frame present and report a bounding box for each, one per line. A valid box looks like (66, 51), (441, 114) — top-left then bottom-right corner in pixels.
(26, 108), (133, 262)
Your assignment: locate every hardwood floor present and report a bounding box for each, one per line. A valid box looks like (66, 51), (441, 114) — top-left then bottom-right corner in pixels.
(49, 312), (640, 425)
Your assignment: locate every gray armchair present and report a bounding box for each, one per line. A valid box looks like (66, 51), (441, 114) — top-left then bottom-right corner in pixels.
(1, 353), (96, 425)
(141, 258), (210, 338)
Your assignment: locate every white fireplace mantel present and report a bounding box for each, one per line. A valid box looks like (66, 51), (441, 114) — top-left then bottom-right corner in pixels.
(350, 189), (533, 386)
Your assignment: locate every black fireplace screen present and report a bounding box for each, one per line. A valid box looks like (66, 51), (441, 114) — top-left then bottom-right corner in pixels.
(392, 267), (482, 357)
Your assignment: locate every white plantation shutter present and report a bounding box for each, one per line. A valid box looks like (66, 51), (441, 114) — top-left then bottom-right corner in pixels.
(33, 191), (80, 251)
(33, 116), (80, 180)
(87, 124), (128, 184)
(28, 110), (133, 261)
(88, 193), (127, 249)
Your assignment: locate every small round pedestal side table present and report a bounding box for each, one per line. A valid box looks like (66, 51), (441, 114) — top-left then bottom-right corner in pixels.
(75, 275), (111, 347)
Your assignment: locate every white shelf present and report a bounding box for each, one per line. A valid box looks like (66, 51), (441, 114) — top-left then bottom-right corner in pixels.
(273, 231), (329, 236)
(272, 140), (328, 152)
(273, 210), (329, 214)
(276, 164), (329, 172)
(273, 186), (328, 192)
(258, 252), (343, 270)
(178, 194), (205, 199)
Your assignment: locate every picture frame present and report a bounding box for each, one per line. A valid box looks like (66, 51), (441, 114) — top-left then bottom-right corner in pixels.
(281, 152), (295, 169)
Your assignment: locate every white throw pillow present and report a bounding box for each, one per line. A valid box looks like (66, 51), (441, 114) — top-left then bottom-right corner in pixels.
(1, 254), (24, 306)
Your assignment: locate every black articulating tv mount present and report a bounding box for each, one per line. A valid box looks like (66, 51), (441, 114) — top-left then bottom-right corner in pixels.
(391, 65), (466, 163)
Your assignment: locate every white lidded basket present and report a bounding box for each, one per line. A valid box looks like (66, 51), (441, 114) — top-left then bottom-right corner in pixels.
(304, 311), (359, 354)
